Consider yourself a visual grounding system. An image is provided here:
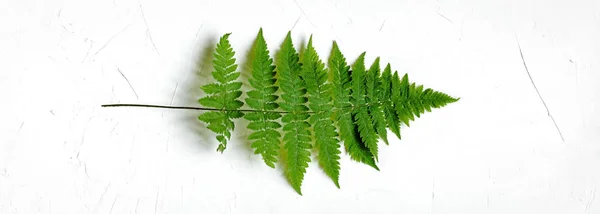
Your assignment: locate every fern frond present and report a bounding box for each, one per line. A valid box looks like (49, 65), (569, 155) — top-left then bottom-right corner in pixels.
(405, 80), (459, 119)
(278, 32), (312, 195)
(379, 64), (401, 139)
(390, 73), (459, 128)
(112, 30), (460, 194)
(301, 36), (341, 188)
(351, 53), (380, 161)
(244, 28), (282, 168)
(366, 58), (389, 145)
(329, 42), (379, 170)
(391, 72), (412, 127)
(198, 33), (243, 153)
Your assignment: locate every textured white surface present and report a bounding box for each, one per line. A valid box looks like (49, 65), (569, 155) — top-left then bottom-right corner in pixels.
(1, 0), (599, 213)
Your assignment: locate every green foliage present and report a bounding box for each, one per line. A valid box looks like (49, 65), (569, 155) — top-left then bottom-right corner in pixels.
(198, 33), (244, 153)
(329, 42), (379, 170)
(351, 53), (381, 161)
(196, 30), (459, 195)
(380, 64), (402, 139)
(244, 29), (282, 168)
(366, 58), (389, 145)
(277, 32), (312, 195)
(301, 36), (341, 188)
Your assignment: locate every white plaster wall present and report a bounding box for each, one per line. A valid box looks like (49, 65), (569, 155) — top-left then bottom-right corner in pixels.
(1, 0), (599, 213)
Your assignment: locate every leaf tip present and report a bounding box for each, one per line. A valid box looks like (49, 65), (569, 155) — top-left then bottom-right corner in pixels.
(257, 28), (264, 36)
(371, 163), (380, 171)
(293, 186), (303, 195)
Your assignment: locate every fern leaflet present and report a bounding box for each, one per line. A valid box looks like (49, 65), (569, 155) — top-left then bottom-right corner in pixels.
(301, 36), (341, 188)
(351, 53), (380, 161)
(329, 42), (379, 170)
(244, 29), (282, 168)
(366, 58), (389, 145)
(379, 64), (402, 139)
(198, 33), (244, 153)
(278, 32), (312, 195)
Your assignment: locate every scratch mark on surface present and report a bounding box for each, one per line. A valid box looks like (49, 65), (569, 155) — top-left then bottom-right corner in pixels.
(140, 3), (160, 55)
(1, 168), (7, 177)
(180, 186), (183, 209)
(77, 117), (94, 159)
(95, 183), (112, 211)
(83, 40), (94, 62)
(92, 24), (132, 57)
(431, 177), (435, 213)
(170, 83), (179, 105)
(195, 24), (204, 38)
(292, 0), (316, 28)
(110, 196), (118, 214)
(57, 8), (62, 18)
(199, 63), (207, 74)
(487, 195), (490, 208)
(570, 59), (578, 84)
(586, 188), (596, 212)
(111, 86), (119, 101)
(111, 123), (119, 133)
(516, 35), (565, 142)
(135, 198), (140, 214)
(83, 163), (91, 180)
(129, 135), (137, 164)
(116, 67), (139, 100)
(290, 15), (302, 31)
(437, 12), (453, 24)
(18, 121), (24, 132)
(232, 192), (237, 208)
(166, 132), (171, 152)
(154, 189), (159, 214)
(62, 24), (70, 32)
(379, 20), (386, 32)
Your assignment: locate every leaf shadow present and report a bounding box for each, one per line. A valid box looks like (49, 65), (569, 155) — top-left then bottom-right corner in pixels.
(175, 32), (263, 161)
(232, 34), (257, 161)
(176, 34), (218, 153)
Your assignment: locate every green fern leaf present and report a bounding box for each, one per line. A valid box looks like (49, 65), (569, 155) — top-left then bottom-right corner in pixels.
(391, 73), (459, 129)
(329, 42), (379, 170)
(108, 30), (461, 194)
(406, 81), (459, 119)
(198, 33), (244, 153)
(352, 53), (380, 161)
(301, 36), (341, 188)
(277, 32), (312, 195)
(391, 72), (412, 127)
(379, 64), (402, 139)
(244, 28), (282, 168)
(366, 57), (389, 145)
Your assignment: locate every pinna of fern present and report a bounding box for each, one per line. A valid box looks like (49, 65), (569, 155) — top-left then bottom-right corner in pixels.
(193, 29), (459, 195)
(197, 33), (244, 153)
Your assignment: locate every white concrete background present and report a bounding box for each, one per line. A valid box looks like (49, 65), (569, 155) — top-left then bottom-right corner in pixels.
(1, 0), (599, 213)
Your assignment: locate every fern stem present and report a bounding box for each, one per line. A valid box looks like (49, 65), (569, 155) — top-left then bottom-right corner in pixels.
(100, 103), (379, 114)
(101, 104), (296, 113)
